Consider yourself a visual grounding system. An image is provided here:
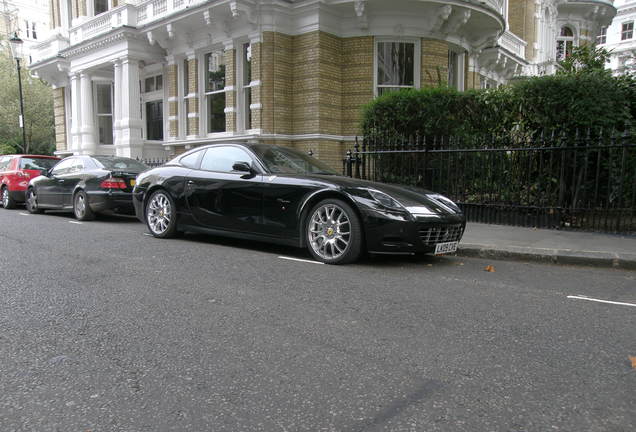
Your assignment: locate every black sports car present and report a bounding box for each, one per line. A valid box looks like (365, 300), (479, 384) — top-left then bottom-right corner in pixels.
(133, 143), (465, 264)
(26, 155), (148, 220)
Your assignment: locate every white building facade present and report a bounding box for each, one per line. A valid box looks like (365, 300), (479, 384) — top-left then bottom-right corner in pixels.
(29, 0), (615, 162)
(1, 0), (52, 63)
(598, 0), (636, 74)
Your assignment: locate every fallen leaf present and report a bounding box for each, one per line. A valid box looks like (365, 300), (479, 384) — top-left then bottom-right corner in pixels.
(484, 265), (496, 273)
(630, 356), (636, 369)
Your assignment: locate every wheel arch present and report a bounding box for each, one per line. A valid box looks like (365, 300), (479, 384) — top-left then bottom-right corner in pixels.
(297, 189), (365, 249)
(142, 184), (171, 218)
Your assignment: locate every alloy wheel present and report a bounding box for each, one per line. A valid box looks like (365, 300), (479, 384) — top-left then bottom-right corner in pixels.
(26, 189), (37, 212)
(75, 194), (86, 218)
(308, 203), (351, 261)
(147, 193), (173, 235)
(1, 188), (8, 208)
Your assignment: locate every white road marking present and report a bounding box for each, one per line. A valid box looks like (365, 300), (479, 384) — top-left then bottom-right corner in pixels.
(68, 221), (83, 225)
(278, 256), (324, 265)
(19, 212), (29, 216)
(567, 295), (636, 308)
(143, 233), (153, 237)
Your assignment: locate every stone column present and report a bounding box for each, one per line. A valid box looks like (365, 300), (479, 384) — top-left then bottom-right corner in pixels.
(79, 72), (96, 154)
(112, 59), (122, 149)
(70, 73), (82, 153)
(118, 58), (144, 158)
(166, 58), (179, 140)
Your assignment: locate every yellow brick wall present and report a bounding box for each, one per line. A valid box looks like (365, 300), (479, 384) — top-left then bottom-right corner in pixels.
(342, 37), (374, 136)
(261, 32), (293, 134)
(293, 139), (345, 171)
(508, 0), (536, 61)
(167, 63), (178, 138)
(422, 39), (449, 87)
(317, 32), (343, 136)
(53, 87), (66, 152)
(225, 49), (236, 132)
(466, 71), (481, 90)
(186, 58), (199, 136)
(250, 42), (262, 130)
(292, 32), (321, 135)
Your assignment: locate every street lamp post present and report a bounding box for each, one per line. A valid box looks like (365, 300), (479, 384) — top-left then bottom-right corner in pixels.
(8, 32), (28, 154)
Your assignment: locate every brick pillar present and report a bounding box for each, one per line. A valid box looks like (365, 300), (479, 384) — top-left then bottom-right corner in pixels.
(224, 48), (236, 133)
(186, 56), (199, 137)
(249, 42), (262, 130)
(53, 87), (67, 152)
(167, 62), (179, 139)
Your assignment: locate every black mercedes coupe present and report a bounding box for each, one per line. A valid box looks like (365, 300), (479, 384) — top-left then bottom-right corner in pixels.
(26, 155), (148, 220)
(133, 143), (465, 264)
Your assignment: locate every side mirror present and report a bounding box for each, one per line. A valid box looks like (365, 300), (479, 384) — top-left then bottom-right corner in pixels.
(232, 161), (252, 173)
(41, 168), (51, 177)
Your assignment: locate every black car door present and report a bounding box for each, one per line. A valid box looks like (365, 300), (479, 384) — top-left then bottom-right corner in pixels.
(37, 158), (74, 207)
(57, 158), (85, 208)
(185, 146), (264, 234)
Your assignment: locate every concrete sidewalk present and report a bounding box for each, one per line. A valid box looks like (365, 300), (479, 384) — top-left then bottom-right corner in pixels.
(458, 223), (636, 269)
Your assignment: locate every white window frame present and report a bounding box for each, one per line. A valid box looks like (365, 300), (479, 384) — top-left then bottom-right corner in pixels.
(597, 26), (607, 45)
(556, 25), (577, 61)
(93, 81), (114, 145)
(373, 37), (421, 97)
(199, 49), (228, 136)
(447, 50), (466, 91)
(622, 21), (634, 41)
(236, 41), (257, 133)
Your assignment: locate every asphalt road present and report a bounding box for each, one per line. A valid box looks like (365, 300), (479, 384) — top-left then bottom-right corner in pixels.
(0, 208), (634, 432)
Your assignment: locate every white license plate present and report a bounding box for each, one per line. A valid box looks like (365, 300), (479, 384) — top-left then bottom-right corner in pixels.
(434, 241), (458, 255)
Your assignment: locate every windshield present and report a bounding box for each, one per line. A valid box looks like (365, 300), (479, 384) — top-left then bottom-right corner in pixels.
(20, 158), (58, 170)
(92, 157), (149, 172)
(251, 145), (338, 175)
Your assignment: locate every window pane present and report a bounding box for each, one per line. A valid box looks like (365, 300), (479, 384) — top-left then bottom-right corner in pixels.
(145, 77), (155, 93)
(98, 116), (113, 144)
(183, 59), (189, 95)
(94, 0), (108, 15)
(180, 150), (202, 168)
(207, 92), (226, 133)
(243, 43), (251, 86)
(205, 53), (226, 92)
(155, 75), (163, 91)
(448, 51), (458, 89)
(377, 42), (414, 87)
(146, 101), (163, 141)
(96, 84), (112, 115)
(20, 158), (57, 170)
(245, 87), (252, 130)
(200, 146), (252, 173)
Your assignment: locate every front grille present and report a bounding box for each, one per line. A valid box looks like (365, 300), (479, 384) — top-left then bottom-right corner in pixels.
(419, 224), (464, 246)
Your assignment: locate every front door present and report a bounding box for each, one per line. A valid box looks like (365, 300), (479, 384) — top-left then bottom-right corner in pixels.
(185, 146), (263, 234)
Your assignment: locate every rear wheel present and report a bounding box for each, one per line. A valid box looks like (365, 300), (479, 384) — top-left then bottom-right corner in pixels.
(1, 186), (16, 209)
(145, 190), (178, 238)
(73, 190), (95, 221)
(25, 188), (43, 214)
(306, 199), (362, 264)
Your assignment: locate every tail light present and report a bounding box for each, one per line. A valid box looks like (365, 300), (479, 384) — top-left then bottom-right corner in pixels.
(100, 178), (127, 189)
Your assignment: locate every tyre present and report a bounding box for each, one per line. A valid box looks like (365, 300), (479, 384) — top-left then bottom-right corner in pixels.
(73, 190), (95, 221)
(306, 198), (363, 264)
(145, 189), (178, 238)
(1, 186), (16, 209)
(25, 188), (43, 214)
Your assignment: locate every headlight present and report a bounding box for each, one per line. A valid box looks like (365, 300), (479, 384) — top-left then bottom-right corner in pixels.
(429, 194), (461, 213)
(368, 189), (405, 211)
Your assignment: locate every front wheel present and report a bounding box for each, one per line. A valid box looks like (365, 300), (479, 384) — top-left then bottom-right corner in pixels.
(25, 188), (43, 214)
(145, 190), (178, 238)
(1, 186), (16, 209)
(306, 199), (363, 264)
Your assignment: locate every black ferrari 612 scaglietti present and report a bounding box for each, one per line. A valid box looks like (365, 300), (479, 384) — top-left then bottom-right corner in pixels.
(26, 155), (149, 220)
(133, 143), (465, 264)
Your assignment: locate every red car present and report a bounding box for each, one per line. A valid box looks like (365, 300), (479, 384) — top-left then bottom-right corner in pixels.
(0, 154), (60, 209)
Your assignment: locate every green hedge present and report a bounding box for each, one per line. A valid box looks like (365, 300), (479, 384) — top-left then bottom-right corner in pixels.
(361, 72), (635, 141)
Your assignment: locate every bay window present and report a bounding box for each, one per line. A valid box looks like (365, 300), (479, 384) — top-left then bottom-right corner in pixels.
(556, 26), (575, 61)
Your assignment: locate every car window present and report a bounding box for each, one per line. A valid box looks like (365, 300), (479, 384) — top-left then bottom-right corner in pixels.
(200, 146), (254, 173)
(0, 156), (12, 171)
(51, 158), (75, 176)
(92, 157), (148, 172)
(19, 157), (58, 171)
(180, 150), (203, 169)
(70, 159), (84, 172)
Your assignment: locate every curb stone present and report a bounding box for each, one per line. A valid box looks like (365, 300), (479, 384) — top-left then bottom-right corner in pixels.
(457, 243), (636, 270)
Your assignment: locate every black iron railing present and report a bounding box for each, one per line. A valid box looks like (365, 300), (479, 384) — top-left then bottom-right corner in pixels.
(344, 131), (636, 234)
(138, 157), (168, 168)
